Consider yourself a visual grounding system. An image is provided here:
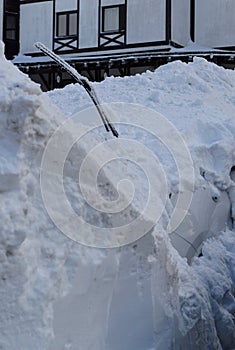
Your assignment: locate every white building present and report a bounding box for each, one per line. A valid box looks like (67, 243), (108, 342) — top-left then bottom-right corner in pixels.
(1, 0), (235, 90)
(18, 0), (189, 56)
(193, 0), (235, 49)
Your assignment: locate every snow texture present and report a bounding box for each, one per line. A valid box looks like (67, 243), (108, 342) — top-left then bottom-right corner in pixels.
(1, 38), (235, 349)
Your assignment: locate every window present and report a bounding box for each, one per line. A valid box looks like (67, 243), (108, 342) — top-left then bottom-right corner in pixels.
(57, 12), (78, 37)
(102, 5), (126, 33)
(5, 14), (18, 40)
(5, 0), (19, 13)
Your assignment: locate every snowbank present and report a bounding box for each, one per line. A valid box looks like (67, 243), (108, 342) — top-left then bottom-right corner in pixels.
(49, 57), (235, 258)
(0, 41), (77, 349)
(1, 36), (235, 349)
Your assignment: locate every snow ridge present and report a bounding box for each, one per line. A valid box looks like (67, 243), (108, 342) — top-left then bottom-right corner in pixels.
(1, 39), (235, 350)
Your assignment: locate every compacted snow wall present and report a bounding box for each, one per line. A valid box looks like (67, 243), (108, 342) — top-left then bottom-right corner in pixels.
(0, 41), (71, 349)
(48, 58), (235, 350)
(1, 38), (235, 350)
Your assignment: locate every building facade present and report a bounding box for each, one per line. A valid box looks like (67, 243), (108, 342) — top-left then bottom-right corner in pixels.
(0, 0), (235, 90)
(193, 0), (235, 50)
(18, 0), (190, 56)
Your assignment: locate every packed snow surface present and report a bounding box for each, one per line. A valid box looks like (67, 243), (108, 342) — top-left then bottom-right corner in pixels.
(1, 37), (235, 349)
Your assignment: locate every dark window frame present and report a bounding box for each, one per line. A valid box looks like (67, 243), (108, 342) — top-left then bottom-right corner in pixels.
(56, 10), (78, 38)
(101, 4), (126, 34)
(4, 12), (18, 41)
(5, 0), (19, 12)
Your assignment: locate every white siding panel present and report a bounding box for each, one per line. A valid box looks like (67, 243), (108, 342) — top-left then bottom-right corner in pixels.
(0, 0), (3, 40)
(195, 0), (235, 48)
(127, 0), (166, 44)
(0, 0), (3, 41)
(171, 0), (190, 46)
(55, 0), (78, 12)
(101, 0), (125, 6)
(20, 2), (53, 54)
(79, 0), (98, 49)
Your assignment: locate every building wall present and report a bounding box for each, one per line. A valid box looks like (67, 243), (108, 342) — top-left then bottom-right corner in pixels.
(101, 0), (125, 6)
(171, 0), (190, 46)
(127, 0), (166, 44)
(195, 0), (235, 48)
(0, 0), (3, 42)
(20, 0), (168, 54)
(79, 0), (98, 49)
(55, 0), (78, 12)
(20, 2), (53, 54)
(18, 0), (235, 56)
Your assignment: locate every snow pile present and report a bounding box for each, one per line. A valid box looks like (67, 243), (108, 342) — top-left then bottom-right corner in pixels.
(0, 41), (78, 349)
(1, 35), (235, 350)
(150, 228), (235, 350)
(47, 59), (235, 349)
(50, 58), (235, 195)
